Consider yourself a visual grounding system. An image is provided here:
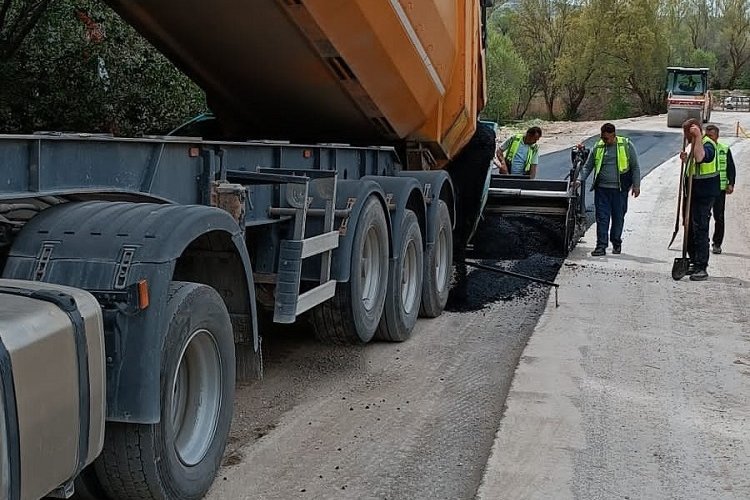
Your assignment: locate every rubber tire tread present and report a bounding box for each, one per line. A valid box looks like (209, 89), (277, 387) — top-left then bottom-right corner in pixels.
(93, 281), (235, 500)
(419, 200), (453, 318)
(312, 197), (389, 344)
(94, 422), (154, 499)
(374, 210), (423, 341)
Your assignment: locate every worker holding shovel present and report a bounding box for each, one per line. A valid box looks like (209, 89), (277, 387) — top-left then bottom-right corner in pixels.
(679, 119), (721, 281)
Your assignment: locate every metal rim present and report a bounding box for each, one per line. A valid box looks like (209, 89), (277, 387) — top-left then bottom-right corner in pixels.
(170, 328), (223, 467)
(361, 224), (383, 311)
(401, 237), (419, 314)
(435, 226), (449, 292)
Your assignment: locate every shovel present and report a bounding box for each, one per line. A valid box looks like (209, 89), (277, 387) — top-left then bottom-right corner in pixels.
(672, 164), (694, 280)
(667, 137), (688, 249)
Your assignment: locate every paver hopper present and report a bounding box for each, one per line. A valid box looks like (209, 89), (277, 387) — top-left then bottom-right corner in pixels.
(483, 144), (589, 252)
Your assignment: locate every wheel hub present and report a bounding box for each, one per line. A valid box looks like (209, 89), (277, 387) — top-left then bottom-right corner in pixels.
(401, 239), (418, 314)
(170, 328), (223, 467)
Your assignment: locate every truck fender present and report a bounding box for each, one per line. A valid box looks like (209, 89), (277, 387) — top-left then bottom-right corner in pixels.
(1, 201), (258, 424)
(331, 179), (390, 282)
(362, 176), (426, 253)
(397, 170), (455, 244)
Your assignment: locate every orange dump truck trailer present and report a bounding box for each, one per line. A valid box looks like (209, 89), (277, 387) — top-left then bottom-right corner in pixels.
(107, 0), (489, 168)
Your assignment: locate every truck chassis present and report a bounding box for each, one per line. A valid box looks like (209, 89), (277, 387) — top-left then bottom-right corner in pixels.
(0, 132), (460, 498)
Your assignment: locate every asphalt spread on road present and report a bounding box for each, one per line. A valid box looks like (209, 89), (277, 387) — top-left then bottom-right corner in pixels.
(445, 130), (682, 313)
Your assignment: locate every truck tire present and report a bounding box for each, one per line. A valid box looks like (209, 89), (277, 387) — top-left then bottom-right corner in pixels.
(375, 210), (423, 341)
(313, 196), (389, 344)
(420, 200), (452, 318)
(94, 282), (235, 500)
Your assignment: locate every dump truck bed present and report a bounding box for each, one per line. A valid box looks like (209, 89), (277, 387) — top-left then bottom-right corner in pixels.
(104, 0), (485, 164)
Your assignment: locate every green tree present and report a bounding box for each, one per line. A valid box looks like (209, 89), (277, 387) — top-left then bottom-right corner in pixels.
(0, 0), (51, 60)
(719, 0), (750, 88)
(685, 0), (716, 51)
(487, 1), (514, 34)
(510, 0), (578, 119)
(0, 0), (204, 134)
(661, 0), (697, 64)
(482, 30), (529, 122)
(554, 6), (601, 119)
(605, 0), (670, 114)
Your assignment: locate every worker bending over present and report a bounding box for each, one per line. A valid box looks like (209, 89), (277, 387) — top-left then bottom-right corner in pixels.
(495, 126), (542, 178)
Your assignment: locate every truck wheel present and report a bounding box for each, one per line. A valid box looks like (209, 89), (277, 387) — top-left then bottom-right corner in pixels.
(375, 210), (423, 341)
(313, 196), (389, 344)
(95, 282), (235, 500)
(420, 200), (452, 318)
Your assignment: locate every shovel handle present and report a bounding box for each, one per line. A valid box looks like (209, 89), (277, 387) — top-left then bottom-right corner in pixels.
(681, 152), (695, 258)
(669, 138), (689, 249)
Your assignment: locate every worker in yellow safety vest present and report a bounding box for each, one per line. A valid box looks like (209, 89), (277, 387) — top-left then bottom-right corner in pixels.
(703, 124), (736, 256)
(494, 126), (542, 179)
(680, 119), (721, 281)
(579, 122), (641, 256)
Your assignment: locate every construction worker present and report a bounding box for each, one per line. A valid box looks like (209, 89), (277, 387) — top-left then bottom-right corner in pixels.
(495, 126), (542, 179)
(579, 123), (640, 256)
(680, 118), (720, 281)
(703, 125), (736, 255)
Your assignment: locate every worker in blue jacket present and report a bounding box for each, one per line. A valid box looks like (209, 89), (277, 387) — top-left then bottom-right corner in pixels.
(681, 119), (720, 281)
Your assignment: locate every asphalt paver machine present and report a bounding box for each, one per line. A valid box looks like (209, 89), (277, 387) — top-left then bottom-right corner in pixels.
(483, 144), (589, 253)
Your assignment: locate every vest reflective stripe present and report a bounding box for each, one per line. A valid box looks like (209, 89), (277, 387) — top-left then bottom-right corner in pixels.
(505, 134), (537, 172)
(716, 142), (729, 190)
(687, 136), (719, 179)
(593, 136), (630, 183)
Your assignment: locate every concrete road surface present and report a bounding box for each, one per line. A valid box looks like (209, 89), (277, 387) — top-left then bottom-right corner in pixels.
(477, 118), (750, 499)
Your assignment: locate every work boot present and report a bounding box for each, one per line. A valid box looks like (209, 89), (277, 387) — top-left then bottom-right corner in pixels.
(612, 244), (622, 254)
(591, 247), (606, 256)
(690, 268), (708, 281)
(712, 244), (722, 254)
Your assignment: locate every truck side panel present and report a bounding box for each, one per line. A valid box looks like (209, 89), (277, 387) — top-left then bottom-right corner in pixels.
(102, 0), (485, 161)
